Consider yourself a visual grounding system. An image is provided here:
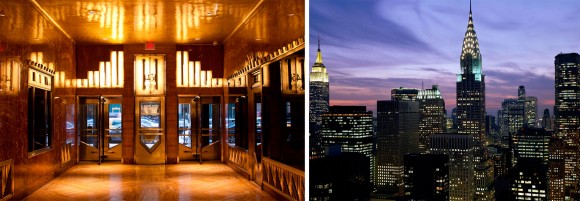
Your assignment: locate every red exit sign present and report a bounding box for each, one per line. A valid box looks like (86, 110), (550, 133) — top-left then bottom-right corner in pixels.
(145, 42), (155, 50)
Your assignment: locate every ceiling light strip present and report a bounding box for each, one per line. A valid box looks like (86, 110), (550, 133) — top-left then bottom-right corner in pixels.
(223, 0), (265, 43)
(28, 0), (74, 41)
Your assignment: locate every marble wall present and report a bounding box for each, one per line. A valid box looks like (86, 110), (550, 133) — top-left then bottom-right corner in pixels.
(0, 0), (76, 199)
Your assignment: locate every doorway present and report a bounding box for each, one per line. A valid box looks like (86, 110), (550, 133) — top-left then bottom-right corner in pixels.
(177, 96), (221, 162)
(78, 96), (123, 163)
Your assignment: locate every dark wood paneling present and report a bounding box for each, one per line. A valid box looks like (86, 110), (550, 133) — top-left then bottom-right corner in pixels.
(0, 0), (76, 199)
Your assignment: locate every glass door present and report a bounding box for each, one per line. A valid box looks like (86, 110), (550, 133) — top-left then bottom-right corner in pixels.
(178, 97), (200, 162)
(79, 96), (122, 163)
(79, 97), (100, 162)
(135, 96), (166, 164)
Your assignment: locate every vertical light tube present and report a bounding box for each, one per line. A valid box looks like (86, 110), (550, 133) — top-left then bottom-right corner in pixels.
(118, 51), (124, 87)
(136, 56), (143, 93)
(183, 53), (189, 86)
(263, 66), (269, 86)
(60, 71), (65, 88)
(83, 79), (88, 88)
(99, 62), (105, 87)
(54, 70), (60, 88)
(194, 61), (201, 87)
(201, 71), (207, 87)
(94, 71), (100, 88)
(48, 62), (54, 71)
(177, 51), (182, 87)
(106, 61), (111, 87)
(31, 52), (37, 63)
(76, 79), (82, 88)
(188, 61), (194, 87)
(37, 52), (43, 65)
(88, 71), (94, 87)
(111, 51), (118, 87)
(207, 70), (212, 87)
(65, 79), (71, 88)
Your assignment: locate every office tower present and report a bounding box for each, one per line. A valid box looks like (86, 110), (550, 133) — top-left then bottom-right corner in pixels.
(510, 158), (548, 201)
(311, 152), (371, 201)
(518, 86), (538, 128)
(389, 85), (445, 153)
(309, 37), (330, 159)
(524, 96), (538, 127)
(542, 109), (552, 130)
(375, 100), (420, 194)
(553, 53), (580, 199)
(549, 138), (566, 200)
(487, 145), (508, 177)
(404, 153), (450, 201)
(485, 115), (496, 137)
(511, 127), (550, 164)
(418, 85), (446, 153)
(500, 98), (524, 138)
(455, 2), (494, 200)
(321, 106), (374, 183)
(430, 134), (474, 200)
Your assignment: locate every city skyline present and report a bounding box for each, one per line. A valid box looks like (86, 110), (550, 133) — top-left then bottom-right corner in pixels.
(309, 0), (580, 115)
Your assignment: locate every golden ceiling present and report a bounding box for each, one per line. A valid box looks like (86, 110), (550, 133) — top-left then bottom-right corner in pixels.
(30, 0), (264, 44)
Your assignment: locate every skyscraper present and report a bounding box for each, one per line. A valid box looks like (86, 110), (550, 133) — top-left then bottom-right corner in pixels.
(309, 37), (330, 159)
(320, 106), (374, 183)
(376, 100), (420, 194)
(510, 158), (548, 201)
(511, 127), (550, 164)
(418, 85), (446, 153)
(430, 134), (474, 200)
(455, 2), (494, 200)
(519, 86), (538, 128)
(553, 53), (580, 199)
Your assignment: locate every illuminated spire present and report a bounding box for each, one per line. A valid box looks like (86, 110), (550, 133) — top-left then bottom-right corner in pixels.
(316, 35), (323, 64)
(311, 34), (328, 83)
(460, 0), (480, 61)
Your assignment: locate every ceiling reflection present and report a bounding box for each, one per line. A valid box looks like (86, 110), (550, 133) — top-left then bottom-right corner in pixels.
(34, 0), (265, 44)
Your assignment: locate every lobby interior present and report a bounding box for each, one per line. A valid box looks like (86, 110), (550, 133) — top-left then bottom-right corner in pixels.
(0, 0), (304, 200)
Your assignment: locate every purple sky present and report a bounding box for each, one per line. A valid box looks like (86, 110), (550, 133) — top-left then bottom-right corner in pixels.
(309, 0), (580, 116)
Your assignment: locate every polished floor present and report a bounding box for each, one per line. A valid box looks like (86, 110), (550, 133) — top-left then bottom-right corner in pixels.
(24, 161), (274, 201)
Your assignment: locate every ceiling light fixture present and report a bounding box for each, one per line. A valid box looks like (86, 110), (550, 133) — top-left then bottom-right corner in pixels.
(195, 38), (201, 41)
(287, 13), (295, 17)
(0, 10), (5, 17)
(206, 12), (214, 16)
(87, 10), (96, 15)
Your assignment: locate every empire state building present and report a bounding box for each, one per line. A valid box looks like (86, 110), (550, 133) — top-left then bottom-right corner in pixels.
(309, 37), (330, 159)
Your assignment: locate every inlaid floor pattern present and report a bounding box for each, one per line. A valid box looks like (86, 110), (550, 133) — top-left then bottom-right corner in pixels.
(24, 161), (274, 201)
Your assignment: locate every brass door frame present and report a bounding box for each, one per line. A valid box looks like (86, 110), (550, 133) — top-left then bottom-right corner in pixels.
(178, 96), (201, 163)
(134, 96), (166, 164)
(78, 96), (123, 164)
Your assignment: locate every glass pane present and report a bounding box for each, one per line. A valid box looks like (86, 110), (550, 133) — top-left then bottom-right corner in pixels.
(140, 101), (160, 128)
(286, 101), (291, 127)
(178, 104), (191, 129)
(108, 103), (122, 149)
(256, 102), (262, 146)
(227, 103), (236, 145)
(81, 103), (98, 148)
(178, 103), (192, 148)
(140, 134), (160, 153)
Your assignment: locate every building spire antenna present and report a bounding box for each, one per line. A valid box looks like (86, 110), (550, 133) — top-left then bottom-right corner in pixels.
(470, 0), (472, 13)
(318, 34), (321, 52)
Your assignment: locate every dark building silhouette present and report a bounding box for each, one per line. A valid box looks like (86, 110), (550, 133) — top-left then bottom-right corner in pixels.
(310, 152), (371, 201)
(541, 109), (552, 130)
(510, 158), (548, 200)
(376, 100), (420, 195)
(404, 153), (450, 201)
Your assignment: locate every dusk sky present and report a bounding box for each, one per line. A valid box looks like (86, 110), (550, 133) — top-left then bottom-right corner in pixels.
(309, 0), (580, 116)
